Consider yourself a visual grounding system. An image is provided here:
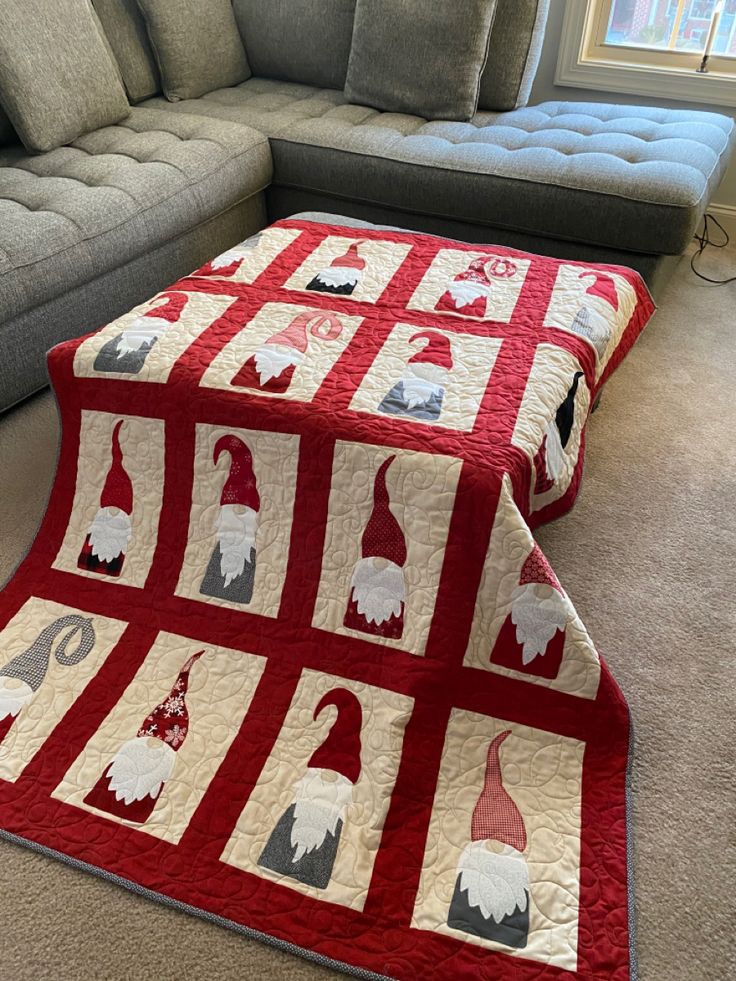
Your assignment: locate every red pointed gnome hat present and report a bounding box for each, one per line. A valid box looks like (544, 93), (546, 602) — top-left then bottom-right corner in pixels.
(361, 455), (407, 568)
(145, 291), (188, 322)
(519, 544), (562, 593)
(264, 311), (342, 353)
(265, 312), (311, 354)
(408, 330), (453, 371)
(308, 688), (363, 784)
(100, 421), (133, 514)
(456, 255), (517, 285)
(136, 650), (204, 749)
(471, 730), (527, 851)
(215, 435), (260, 510)
(579, 270), (618, 310)
(331, 241), (365, 270)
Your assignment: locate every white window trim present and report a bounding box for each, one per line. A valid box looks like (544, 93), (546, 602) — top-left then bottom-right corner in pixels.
(556, 0), (736, 108)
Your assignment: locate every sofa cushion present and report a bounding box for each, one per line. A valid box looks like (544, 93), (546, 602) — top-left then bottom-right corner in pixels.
(93, 0), (161, 103)
(137, 0), (250, 101)
(0, 0), (130, 153)
(144, 80), (735, 255)
(0, 108), (271, 324)
(344, 0), (497, 121)
(479, 0), (549, 111)
(233, 0), (356, 90)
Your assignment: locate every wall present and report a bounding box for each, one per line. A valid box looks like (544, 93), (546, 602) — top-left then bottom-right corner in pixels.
(530, 1), (736, 230)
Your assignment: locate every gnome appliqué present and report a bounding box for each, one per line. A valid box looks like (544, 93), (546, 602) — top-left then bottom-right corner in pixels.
(566, 271), (619, 359)
(258, 688), (362, 889)
(435, 256), (517, 319)
(490, 546), (571, 679)
(231, 311), (343, 394)
(199, 436), (260, 604)
(378, 330), (453, 422)
(197, 233), (262, 279)
(78, 420), (134, 577)
(344, 456), (407, 640)
(533, 371), (586, 491)
(84, 650), (204, 823)
(93, 292), (188, 374)
(306, 242), (365, 296)
(0, 615), (95, 741)
(448, 730), (530, 948)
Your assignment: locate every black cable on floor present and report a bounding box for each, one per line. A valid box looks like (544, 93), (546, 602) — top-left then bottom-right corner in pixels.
(690, 213), (736, 285)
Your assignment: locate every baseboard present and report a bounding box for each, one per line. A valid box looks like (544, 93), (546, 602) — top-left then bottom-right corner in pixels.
(706, 203), (736, 238)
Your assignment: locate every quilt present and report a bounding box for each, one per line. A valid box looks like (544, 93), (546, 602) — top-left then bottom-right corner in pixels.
(0, 218), (655, 980)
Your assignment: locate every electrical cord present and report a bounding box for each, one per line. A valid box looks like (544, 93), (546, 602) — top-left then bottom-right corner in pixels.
(690, 212), (736, 285)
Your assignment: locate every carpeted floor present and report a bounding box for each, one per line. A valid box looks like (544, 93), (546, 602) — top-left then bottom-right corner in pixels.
(0, 246), (734, 981)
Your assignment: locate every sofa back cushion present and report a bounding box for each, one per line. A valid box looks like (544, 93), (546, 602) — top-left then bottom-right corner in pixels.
(344, 0), (497, 122)
(93, 0), (161, 103)
(137, 0), (251, 101)
(0, 0), (130, 153)
(233, 0), (356, 91)
(478, 0), (549, 111)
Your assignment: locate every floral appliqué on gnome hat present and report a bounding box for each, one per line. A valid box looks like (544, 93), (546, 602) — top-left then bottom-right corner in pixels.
(83, 650), (205, 824)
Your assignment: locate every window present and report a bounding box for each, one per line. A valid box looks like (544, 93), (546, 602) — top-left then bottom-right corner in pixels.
(557, 0), (736, 107)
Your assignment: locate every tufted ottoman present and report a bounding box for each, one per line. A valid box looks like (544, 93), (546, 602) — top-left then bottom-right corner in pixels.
(145, 80), (735, 290)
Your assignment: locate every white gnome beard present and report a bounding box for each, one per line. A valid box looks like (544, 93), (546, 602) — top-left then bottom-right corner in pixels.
(315, 266), (359, 289)
(105, 736), (176, 805)
(544, 419), (567, 482)
(210, 248), (243, 270)
(87, 507), (132, 563)
(511, 583), (570, 664)
(116, 318), (168, 356)
(457, 841), (529, 923)
(350, 557), (405, 625)
(253, 344), (304, 385)
(216, 504), (258, 587)
(0, 677), (34, 721)
(402, 364), (448, 409)
(290, 768), (353, 862)
(448, 280), (491, 308)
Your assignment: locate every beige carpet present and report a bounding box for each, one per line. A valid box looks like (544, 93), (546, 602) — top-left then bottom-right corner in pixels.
(1, 247), (734, 981)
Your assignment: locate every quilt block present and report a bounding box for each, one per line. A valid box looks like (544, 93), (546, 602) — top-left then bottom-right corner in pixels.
(0, 218), (655, 981)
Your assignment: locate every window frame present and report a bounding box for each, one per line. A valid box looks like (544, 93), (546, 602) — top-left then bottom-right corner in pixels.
(556, 0), (736, 108)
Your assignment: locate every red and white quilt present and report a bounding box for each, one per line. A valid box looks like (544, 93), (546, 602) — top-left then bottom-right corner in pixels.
(0, 219), (655, 980)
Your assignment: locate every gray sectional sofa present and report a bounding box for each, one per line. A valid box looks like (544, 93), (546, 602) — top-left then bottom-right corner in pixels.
(0, 0), (733, 412)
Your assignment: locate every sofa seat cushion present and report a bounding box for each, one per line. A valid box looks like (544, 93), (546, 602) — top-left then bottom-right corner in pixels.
(144, 80), (735, 255)
(0, 108), (271, 324)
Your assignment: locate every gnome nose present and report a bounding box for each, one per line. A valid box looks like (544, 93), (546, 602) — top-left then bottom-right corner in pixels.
(372, 557), (390, 571)
(4, 678), (24, 691)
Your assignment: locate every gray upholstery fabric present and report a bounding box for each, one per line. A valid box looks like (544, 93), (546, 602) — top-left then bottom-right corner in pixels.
(0, 0), (130, 153)
(268, 191), (682, 299)
(137, 0), (250, 101)
(479, 0), (550, 111)
(0, 107), (17, 148)
(233, 0), (357, 90)
(93, 0), (161, 103)
(144, 80), (735, 254)
(0, 195), (267, 412)
(344, 0), (497, 121)
(0, 108), (271, 324)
